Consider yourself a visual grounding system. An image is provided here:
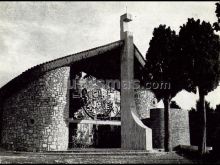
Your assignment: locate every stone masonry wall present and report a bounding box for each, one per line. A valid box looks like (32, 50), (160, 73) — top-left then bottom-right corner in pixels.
(134, 89), (157, 119)
(150, 108), (190, 149)
(1, 67), (70, 151)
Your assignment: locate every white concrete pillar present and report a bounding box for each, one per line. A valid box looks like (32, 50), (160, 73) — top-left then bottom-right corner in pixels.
(120, 13), (152, 150)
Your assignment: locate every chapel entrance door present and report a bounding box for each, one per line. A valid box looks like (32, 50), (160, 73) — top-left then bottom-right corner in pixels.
(68, 122), (121, 148)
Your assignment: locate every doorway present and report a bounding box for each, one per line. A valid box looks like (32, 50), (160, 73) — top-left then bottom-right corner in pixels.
(69, 123), (121, 148)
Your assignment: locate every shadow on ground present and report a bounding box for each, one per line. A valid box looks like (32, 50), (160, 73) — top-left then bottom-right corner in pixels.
(175, 145), (220, 164)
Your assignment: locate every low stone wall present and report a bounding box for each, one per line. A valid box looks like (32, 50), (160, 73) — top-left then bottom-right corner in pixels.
(0, 67), (70, 151)
(150, 108), (190, 149)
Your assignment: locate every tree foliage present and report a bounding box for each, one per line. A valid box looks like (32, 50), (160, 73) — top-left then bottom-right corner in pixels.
(145, 25), (183, 99)
(214, 1), (220, 31)
(179, 18), (220, 95)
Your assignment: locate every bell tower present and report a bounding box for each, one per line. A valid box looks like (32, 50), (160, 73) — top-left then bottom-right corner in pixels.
(120, 13), (153, 150)
(120, 13), (133, 40)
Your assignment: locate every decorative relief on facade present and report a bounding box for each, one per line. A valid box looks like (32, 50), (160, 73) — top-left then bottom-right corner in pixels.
(81, 88), (120, 119)
(71, 72), (157, 120)
(71, 73), (120, 120)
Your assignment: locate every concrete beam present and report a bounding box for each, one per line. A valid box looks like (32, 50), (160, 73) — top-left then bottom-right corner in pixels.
(68, 119), (121, 126)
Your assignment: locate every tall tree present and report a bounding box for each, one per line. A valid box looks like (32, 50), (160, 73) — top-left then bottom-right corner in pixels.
(179, 18), (220, 155)
(144, 25), (184, 152)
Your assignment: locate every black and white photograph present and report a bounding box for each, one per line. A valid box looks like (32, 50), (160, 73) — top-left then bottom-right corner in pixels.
(0, 1), (220, 164)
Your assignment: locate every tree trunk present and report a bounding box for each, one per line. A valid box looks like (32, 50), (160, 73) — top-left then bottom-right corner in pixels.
(163, 97), (172, 152)
(198, 88), (207, 155)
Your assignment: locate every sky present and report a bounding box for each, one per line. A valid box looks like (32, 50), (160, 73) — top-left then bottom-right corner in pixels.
(0, 1), (219, 110)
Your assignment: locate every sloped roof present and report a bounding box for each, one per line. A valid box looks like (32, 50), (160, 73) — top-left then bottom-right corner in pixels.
(0, 40), (146, 101)
(134, 44), (145, 67)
